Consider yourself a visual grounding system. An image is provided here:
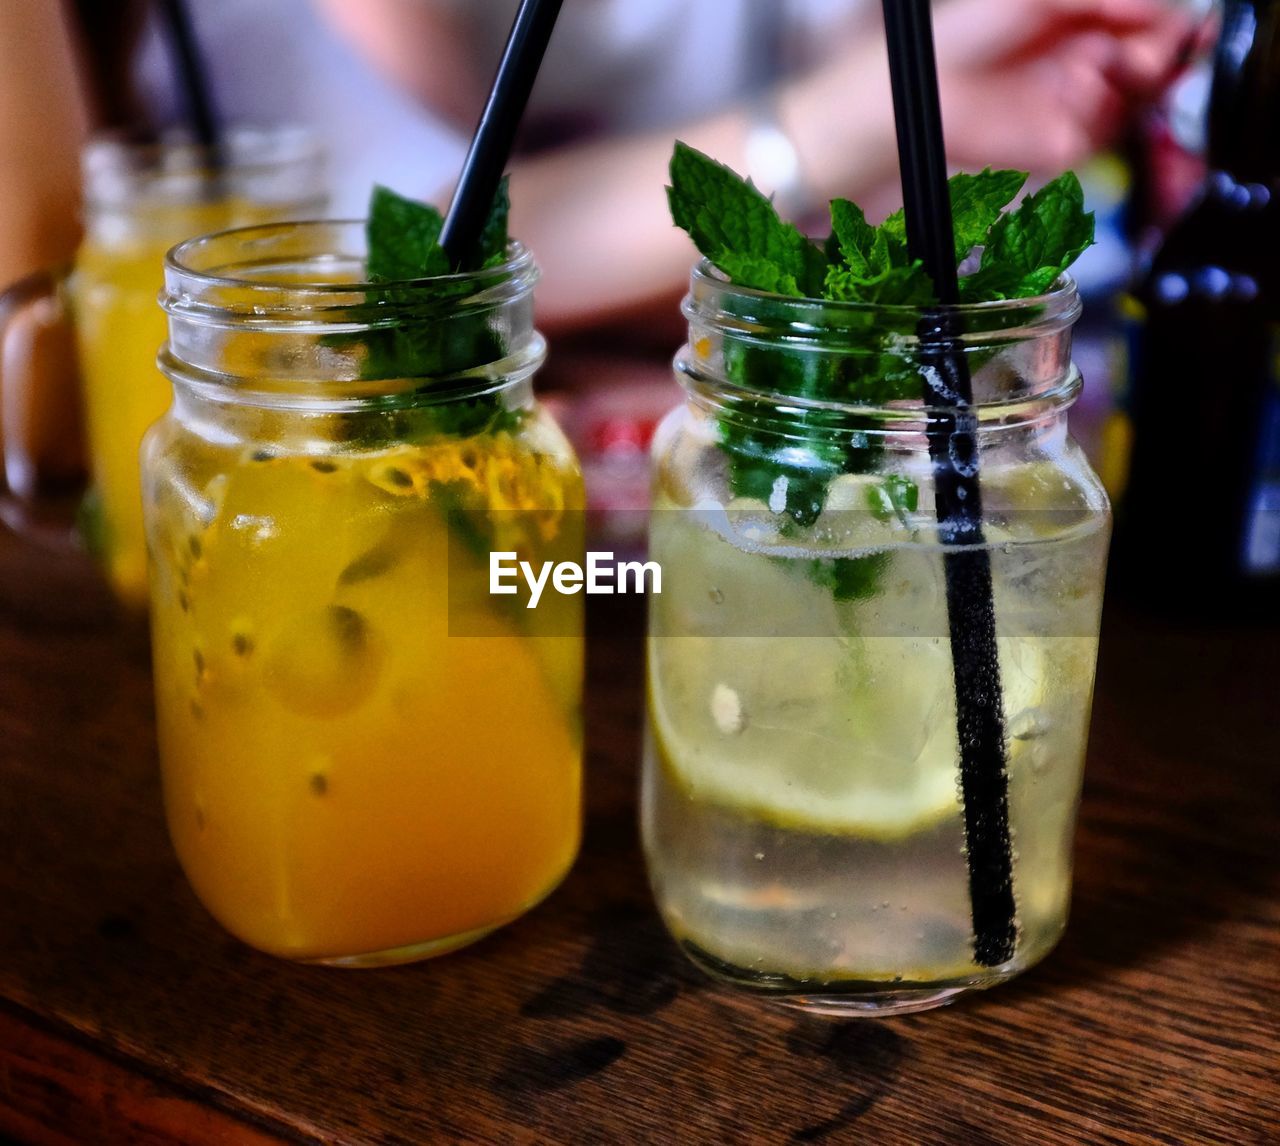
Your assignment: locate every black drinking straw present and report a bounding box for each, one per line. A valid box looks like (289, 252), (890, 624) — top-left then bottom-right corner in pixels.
(881, 0), (1017, 966)
(155, 0), (220, 151)
(439, 0), (565, 269)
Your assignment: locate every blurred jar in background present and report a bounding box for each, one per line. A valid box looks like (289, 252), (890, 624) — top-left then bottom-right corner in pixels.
(72, 130), (325, 606)
(0, 129), (326, 605)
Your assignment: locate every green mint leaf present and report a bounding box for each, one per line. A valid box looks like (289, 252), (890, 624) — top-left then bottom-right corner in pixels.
(827, 197), (926, 304)
(947, 168), (1029, 260)
(866, 474), (919, 525)
(478, 175), (511, 268)
(824, 261), (933, 307)
(808, 553), (891, 602)
(667, 141), (827, 297)
(879, 208), (904, 248)
(367, 179), (511, 279)
(727, 442), (836, 528)
(960, 171), (1094, 301)
(880, 168), (1028, 265)
(829, 199), (888, 277)
(714, 251), (802, 296)
(366, 185), (449, 280)
(325, 182), (525, 445)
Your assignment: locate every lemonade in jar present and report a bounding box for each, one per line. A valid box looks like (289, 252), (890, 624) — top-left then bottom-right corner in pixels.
(143, 215), (583, 964)
(644, 148), (1110, 1013)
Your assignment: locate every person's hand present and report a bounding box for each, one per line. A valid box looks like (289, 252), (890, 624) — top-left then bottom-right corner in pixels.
(934, 0), (1199, 173)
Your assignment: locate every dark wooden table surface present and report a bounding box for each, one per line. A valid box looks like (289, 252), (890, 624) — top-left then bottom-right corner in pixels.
(1, 520), (1277, 1146)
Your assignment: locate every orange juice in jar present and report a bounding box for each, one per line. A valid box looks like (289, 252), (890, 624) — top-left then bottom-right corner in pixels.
(143, 222), (583, 964)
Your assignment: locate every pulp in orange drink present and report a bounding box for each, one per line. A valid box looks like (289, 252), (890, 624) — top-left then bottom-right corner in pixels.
(145, 427), (584, 962)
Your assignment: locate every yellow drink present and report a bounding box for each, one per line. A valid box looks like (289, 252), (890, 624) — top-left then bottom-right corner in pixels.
(75, 208), (258, 603)
(147, 434), (583, 962)
(144, 223), (582, 963)
(72, 132), (325, 606)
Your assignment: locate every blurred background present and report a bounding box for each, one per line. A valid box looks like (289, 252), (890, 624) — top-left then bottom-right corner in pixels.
(1, 0), (1265, 577)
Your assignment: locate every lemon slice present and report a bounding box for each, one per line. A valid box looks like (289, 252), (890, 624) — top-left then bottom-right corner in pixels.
(649, 630), (1047, 840)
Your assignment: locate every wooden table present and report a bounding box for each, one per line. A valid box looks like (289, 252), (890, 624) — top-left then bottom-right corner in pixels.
(1, 522), (1277, 1145)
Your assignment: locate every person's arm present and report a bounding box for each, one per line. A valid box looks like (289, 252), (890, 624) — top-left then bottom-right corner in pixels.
(314, 0), (897, 333)
(315, 0), (484, 129)
(315, 0), (1193, 335)
(510, 0), (1192, 335)
(0, 0), (90, 285)
(500, 33), (900, 334)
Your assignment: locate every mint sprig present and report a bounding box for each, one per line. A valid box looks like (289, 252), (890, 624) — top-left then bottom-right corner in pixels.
(366, 180), (511, 281)
(879, 168), (1031, 266)
(366, 185), (450, 280)
(666, 142), (1094, 599)
(667, 143), (828, 298)
(959, 171), (1094, 301)
(330, 182), (518, 445)
(667, 141), (1093, 313)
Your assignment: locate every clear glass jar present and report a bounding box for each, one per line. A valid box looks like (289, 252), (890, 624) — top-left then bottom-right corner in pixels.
(643, 264), (1110, 1015)
(144, 221), (584, 965)
(75, 127), (326, 605)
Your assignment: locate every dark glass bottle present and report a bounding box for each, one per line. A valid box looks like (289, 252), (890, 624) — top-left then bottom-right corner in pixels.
(1112, 0), (1280, 616)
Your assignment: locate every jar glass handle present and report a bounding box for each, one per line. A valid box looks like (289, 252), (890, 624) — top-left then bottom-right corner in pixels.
(0, 265), (86, 544)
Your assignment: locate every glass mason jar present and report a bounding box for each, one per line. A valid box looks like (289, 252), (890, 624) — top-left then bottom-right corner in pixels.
(74, 128), (325, 605)
(643, 264), (1110, 1015)
(143, 221), (584, 965)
